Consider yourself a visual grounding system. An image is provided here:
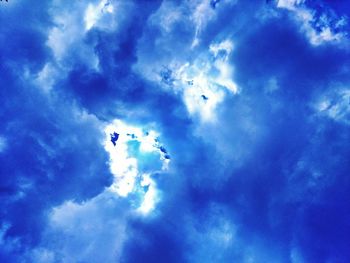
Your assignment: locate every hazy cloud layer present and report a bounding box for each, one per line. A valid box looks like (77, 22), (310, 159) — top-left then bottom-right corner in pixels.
(0, 0), (349, 262)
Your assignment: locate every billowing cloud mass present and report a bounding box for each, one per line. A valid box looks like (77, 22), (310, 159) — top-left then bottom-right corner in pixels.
(1, 0), (350, 262)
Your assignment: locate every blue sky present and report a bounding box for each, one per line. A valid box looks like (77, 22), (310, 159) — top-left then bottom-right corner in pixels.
(0, 0), (349, 262)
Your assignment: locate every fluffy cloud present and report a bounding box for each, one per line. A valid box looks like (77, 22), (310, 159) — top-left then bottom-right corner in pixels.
(28, 192), (128, 263)
(314, 87), (350, 125)
(1, 0), (350, 262)
(276, 0), (348, 46)
(104, 119), (170, 213)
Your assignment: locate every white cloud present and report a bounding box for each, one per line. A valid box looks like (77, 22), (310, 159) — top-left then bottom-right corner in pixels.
(209, 40), (237, 93)
(183, 80), (225, 122)
(37, 0), (133, 94)
(190, 0), (238, 47)
(32, 0), (134, 96)
(27, 122), (170, 260)
(191, 0), (216, 47)
(277, 0), (348, 46)
(150, 1), (182, 33)
(47, 1), (100, 67)
(137, 173), (160, 214)
(33, 192), (128, 263)
(34, 63), (60, 93)
(26, 118), (172, 261)
(104, 119), (169, 214)
(169, 39), (237, 123)
(314, 87), (350, 125)
(209, 39), (234, 57)
(277, 0), (305, 10)
(84, 0), (117, 31)
(135, 1), (239, 125)
(26, 115), (172, 260)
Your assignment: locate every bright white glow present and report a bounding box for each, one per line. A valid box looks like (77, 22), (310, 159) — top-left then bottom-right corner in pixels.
(170, 39), (237, 122)
(139, 130), (160, 153)
(104, 120), (169, 214)
(104, 121), (140, 197)
(84, 0), (115, 31)
(277, 0), (305, 10)
(85, 3), (100, 31)
(137, 174), (159, 214)
(183, 73), (225, 122)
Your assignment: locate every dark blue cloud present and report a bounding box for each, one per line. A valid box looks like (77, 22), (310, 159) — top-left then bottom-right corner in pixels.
(0, 1), (112, 259)
(121, 217), (187, 263)
(1, 0), (350, 262)
(0, 85), (112, 247)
